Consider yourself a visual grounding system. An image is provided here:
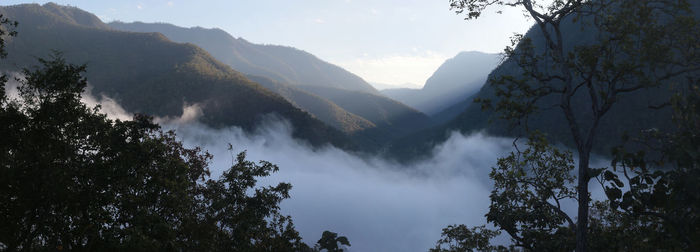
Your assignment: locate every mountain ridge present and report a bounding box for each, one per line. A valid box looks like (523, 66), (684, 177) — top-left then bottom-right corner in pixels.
(107, 20), (432, 143)
(108, 21), (379, 94)
(0, 3), (355, 149)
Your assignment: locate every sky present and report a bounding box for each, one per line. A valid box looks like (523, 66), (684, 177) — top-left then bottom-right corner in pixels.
(2, 0), (533, 88)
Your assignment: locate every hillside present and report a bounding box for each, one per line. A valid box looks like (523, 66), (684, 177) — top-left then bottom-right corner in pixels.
(245, 75), (375, 133)
(108, 21), (379, 94)
(107, 21), (431, 140)
(381, 51), (499, 116)
(299, 85), (432, 142)
(0, 3), (353, 148)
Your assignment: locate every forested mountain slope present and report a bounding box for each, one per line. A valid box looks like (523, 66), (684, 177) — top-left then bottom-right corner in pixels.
(108, 21), (378, 94)
(0, 3), (353, 148)
(108, 21), (432, 141)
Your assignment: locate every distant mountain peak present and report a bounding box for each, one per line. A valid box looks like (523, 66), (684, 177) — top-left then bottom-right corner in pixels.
(382, 51), (500, 116)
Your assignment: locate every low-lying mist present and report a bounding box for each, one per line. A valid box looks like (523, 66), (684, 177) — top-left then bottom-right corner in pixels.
(157, 111), (612, 252)
(3, 79), (613, 251)
(76, 90), (610, 251)
(163, 115), (513, 252)
(60, 85), (516, 251)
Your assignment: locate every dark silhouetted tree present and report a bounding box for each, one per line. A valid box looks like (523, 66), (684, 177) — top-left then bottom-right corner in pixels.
(0, 51), (309, 251)
(315, 231), (351, 252)
(447, 0), (699, 251)
(601, 82), (700, 250)
(431, 225), (507, 252)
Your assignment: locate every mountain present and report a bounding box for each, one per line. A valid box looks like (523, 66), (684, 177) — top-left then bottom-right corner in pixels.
(245, 75), (375, 133)
(108, 21), (378, 94)
(387, 5), (699, 162)
(298, 85), (432, 141)
(107, 21), (432, 141)
(0, 3), (354, 148)
(381, 51), (500, 116)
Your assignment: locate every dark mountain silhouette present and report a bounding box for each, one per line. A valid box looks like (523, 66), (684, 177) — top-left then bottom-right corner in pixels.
(0, 3), (354, 148)
(381, 51), (500, 116)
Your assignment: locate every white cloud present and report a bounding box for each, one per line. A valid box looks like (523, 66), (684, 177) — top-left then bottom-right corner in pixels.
(313, 18), (325, 24)
(81, 93), (133, 121)
(167, 1), (174, 7)
(154, 104), (203, 125)
(136, 4), (143, 10)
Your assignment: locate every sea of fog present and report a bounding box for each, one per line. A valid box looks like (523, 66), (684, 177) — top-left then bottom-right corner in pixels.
(80, 91), (516, 251)
(159, 110), (612, 252)
(169, 120), (511, 252)
(76, 89), (608, 251)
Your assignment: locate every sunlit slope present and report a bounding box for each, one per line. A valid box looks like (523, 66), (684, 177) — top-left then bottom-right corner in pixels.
(108, 21), (379, 94)
(0, 3), (354, 148)
(108, 21), (431, 141)
(246, 75), (376, 133)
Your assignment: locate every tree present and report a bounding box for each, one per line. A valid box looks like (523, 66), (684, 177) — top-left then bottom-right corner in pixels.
(448, 0), (699, 251)
(0, 53), (309, 251)
(0, 13), (17, 101)
(315, 231), (351, 252)
(0, 52), (210, 250)
(487, 134), (577, 250)
(200, 150), (308, 252)
(601, 81), (700, 250)
(431, 225), (507, 252)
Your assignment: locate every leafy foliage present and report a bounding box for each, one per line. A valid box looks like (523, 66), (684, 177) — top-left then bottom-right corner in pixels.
(442, 0), (700, 251)
(0, 53), (311, 251)
(601, 82), (700, 250)
(487, 135), (576, 250)
(315, 231), (351, 252)
(430, 225), (507, 252)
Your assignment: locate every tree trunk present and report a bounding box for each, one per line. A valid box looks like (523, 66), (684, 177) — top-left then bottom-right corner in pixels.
(576, 150), (590, 252)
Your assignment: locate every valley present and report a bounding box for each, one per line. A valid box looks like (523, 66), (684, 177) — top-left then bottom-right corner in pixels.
(1, 1), (697, 251)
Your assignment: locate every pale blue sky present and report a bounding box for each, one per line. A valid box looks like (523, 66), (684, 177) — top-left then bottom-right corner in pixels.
(3, 0), (533, 88)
